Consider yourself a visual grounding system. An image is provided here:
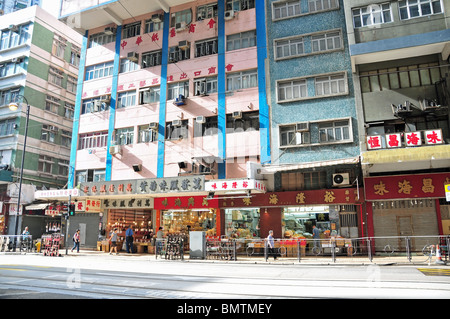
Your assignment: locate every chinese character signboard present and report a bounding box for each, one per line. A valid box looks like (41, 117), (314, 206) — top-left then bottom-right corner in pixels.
(367, 129), (443, 150)
(102, 198), (154, 210)
(205, 179), (267, 193)
(154, 196), (218, 210)
(364, 173), (450, 200)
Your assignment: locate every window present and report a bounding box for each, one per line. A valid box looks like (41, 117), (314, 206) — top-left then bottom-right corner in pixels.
(52, 36), (66, 59)
(116, 127), (134, 145)
(48, 66), (63, 87)
(45, 95), (60, 114)
(81, 97), (110, 114)
(67, 75), (77, 94)
(38, 155), (53, 174)
(360, 63), (442, 93)
(168, 46), (190, 63)
(195, 38), (218, 57)
(0, 24), (30, 50)
(41, 124), (57, 143)
(138, 125), (157, 143)
(64, 103), (74, 119)
(281, 171), (326, 190)
(315, 73), (346, 96)
(226, 111), (260, 131)
(139, 86), (160, 104)
(58, 159), (69, 176)
(194, 76), (218, 95)
(197, 3), (218, 20)
(273, 0), (301, 19)
(168, 81), (189, 100)
(0, 118), (16, 136)
(352, 3), (392, 28)
(70, 45), (81, 66)
(277, 79), (308, 102)
(399, 0), (442, 20)
(117, 90), (136, 108)
(0, 58), (24, 77)
(0, 88), (20, 106)
(319, 120), (351, 143)
(76, 169), (106, 184)
(85, 61), (114, 81)
(142, 50), (162, 68)
(226, 30), (256, 51)
(61, 130), (71, 148)
(122, 22), (141, 39)
(275, 37), (304, 59)
(194, 116), (218, 137)
(170, 9), (192, 27)
(78, 131), (108, 150)
(226, 0), (255, 11)
(166, 120), (189, 140)
(226, 69), (257, 91)
(145, 16), (164, 33)
(311, 31), (342, 53)
(308, 0), (338, 13)
(120, 58), (139, 73)
(279, 125), (310, 146)
(89, 32), (115, 48)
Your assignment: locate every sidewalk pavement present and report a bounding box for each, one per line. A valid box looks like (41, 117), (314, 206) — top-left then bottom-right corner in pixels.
(1, 248), (447, 271)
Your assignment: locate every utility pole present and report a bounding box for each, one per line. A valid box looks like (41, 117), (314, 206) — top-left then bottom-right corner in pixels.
(65, 194), (71, 255)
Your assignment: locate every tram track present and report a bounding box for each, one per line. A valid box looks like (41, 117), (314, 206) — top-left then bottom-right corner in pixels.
(1, 264), (450, 299)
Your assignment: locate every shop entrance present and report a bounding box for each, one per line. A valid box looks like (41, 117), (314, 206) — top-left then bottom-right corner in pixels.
(161, 209), (216, 237)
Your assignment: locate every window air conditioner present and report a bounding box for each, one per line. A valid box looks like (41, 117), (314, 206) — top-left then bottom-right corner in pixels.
(104, 27), (115, 35)
(332, 173), (350, 187)
(93, 100), (102, 112)
(232, 111), (242, 119)
(224, 10), (235, 20)
(109, 145), (122, 156)
(178, 40), (190, 50)
(172, 119), (182, 127)
(151, 14), (162, 23)
(127, 51), (139, 62)
(296, 122), (309, 132)
(149, 122), (158, 130)
(196, 116), (206, 124)
(175, 22), (187, 31)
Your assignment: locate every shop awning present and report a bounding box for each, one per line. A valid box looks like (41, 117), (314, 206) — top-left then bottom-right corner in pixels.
(25, 203), (49, 210)
(260, 157), (360, 174)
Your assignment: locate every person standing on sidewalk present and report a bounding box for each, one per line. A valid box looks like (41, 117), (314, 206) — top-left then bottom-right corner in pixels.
(266, 230), (277, 261)
(71, 229), (80, 253)
(125, 225), (134, 254)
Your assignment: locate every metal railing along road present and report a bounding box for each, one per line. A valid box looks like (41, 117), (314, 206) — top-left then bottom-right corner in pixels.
(0, 235), (33, 253)
(204, 235), (450, 264)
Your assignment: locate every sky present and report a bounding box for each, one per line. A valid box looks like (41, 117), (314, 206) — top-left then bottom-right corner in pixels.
(40, 0), (61, 18)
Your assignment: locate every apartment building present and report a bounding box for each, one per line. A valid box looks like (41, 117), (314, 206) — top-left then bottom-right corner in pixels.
(0, 5), (81, 235)
(343, 0), (450, 250)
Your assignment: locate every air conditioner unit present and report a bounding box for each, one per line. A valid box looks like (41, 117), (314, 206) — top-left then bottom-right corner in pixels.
(196, 116), (206, 124)
(232, 111), (242, 119)
(175, 21), (187, 31)
(296, 122), (309, 132)
(149, 122), (158, 130)
(104, 27), (115, 35)
(127, 51), (139, 62)
(172, 119), (182, 127)
(93, 100), (102, 112)
(178, 40), (190, 50)
(151, 14), (162, 23)
(99, 95), (111, 103)
(224, 10), (235, 20)
(332, 173), (350, 187)
(109, 145), (122, 156)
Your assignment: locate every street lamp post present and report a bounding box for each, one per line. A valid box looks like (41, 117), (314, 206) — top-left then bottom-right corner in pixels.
(9, 95), (30, 252)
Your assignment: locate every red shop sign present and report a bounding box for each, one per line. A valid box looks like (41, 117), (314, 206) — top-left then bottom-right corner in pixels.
(364, 172), (450, 201)
(154, 196), (219, 210)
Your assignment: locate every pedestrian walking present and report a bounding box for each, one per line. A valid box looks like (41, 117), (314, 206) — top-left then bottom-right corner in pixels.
(109, 228), (118, 255)
(125, 225), (134, 253)
(312, 225), (320, 249)
(266, 230), (277, 261)
(156, 226), (164, 254)
(71, 229), (80, 253)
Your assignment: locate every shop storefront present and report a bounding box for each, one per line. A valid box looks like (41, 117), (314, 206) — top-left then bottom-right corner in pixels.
(218, 187), (364, 240)
(364, 172), (450, 252)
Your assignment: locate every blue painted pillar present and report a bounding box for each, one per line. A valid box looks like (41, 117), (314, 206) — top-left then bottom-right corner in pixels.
(217, 0), (227, 179)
